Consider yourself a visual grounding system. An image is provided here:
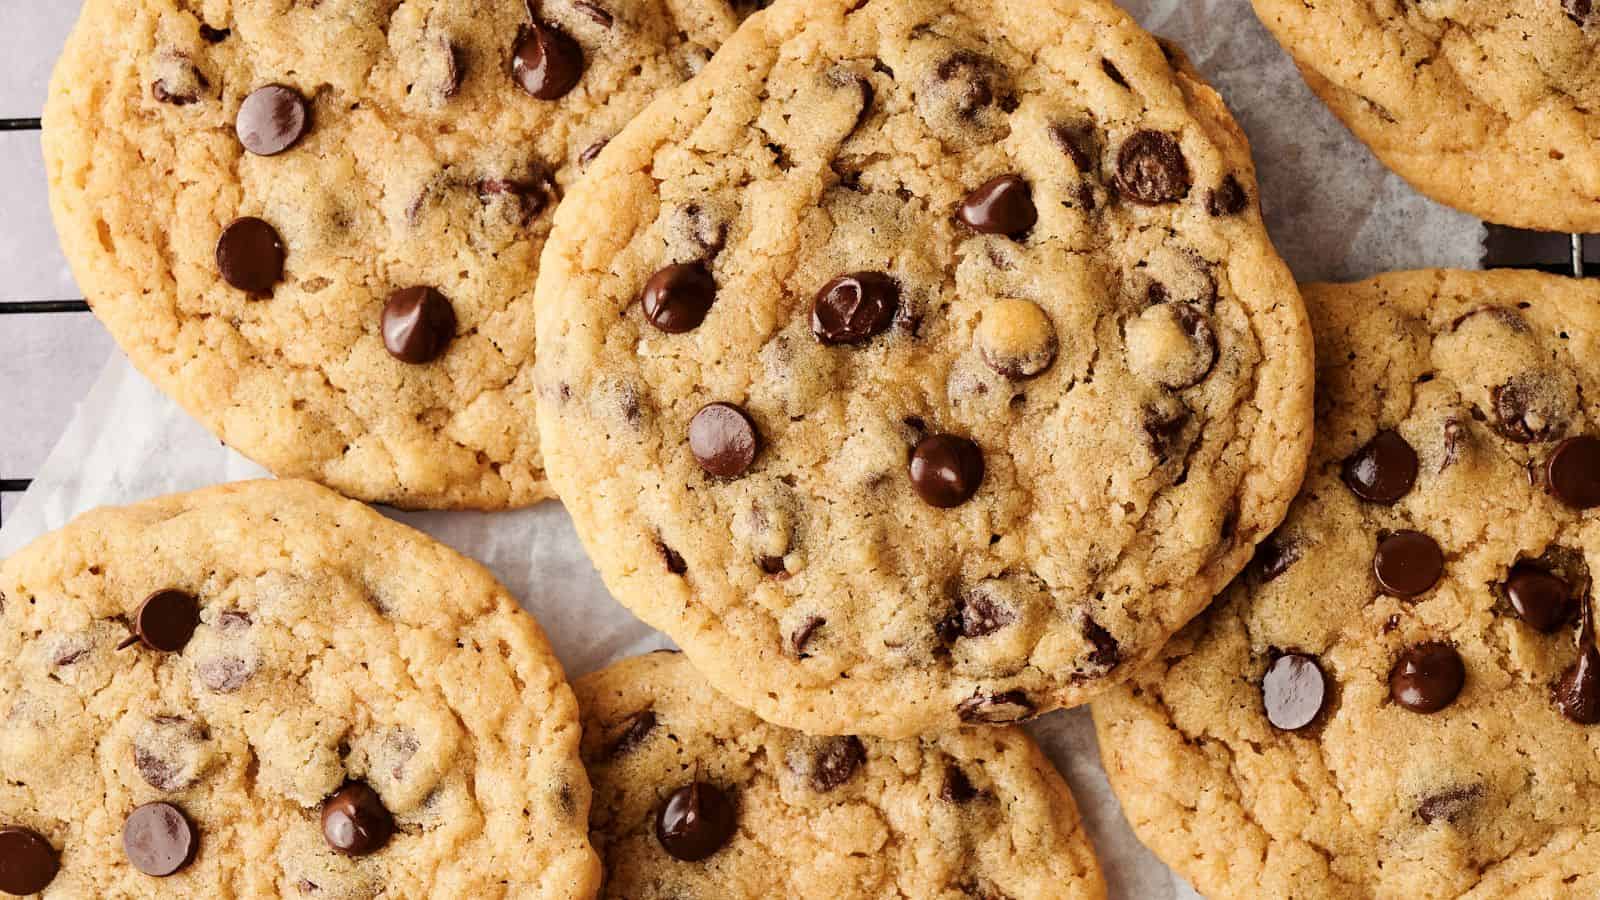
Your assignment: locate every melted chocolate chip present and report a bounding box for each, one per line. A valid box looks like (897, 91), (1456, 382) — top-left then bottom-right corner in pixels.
(641, 262), (717, 333)
(939, 588), (1016, 641)
(1261, 653), (1326, 731)
(0, 826), (58, 895)
(216, 217), (285, 296)
(658, 541), (688, 575)
(655, 782), (736, 862)
(789, 616), (825, 657)
(381, 286), (457, 364)
(321, 783), (394, 856)
(129, 589), (200, 652)
(513, 22), (584, 100)
(477, 177), (549, 224)
(1142, 402), (1191, 463)
(1115, 131), (1191, 204)
(1341, 430), (1419, 504)
(1049, 121), (1098, 172)
(236, 84), (310, 156)
(1490, 375), (1568, 443)
(955, 689), (1034, 724)
(1253, 535), (1300, 581)
(197, 657), (253, 693)
(956, 175), (1037, 238)
(811, 272), (899, 344)
(1389, 642), (1465, 713)
(1564, 0), (1592, 25)
(1556, 599), (1600, 724)
(198, 25), (230, 43)
(1100, 58), (1128, 88)
(807, 737), (866, 792)
(940, 765), (978, 803)
(1206, 175), (1249, 216)
(1506, 563), (1574, 632)
(1545, 436), (1600, 509)
(122, 802), (198, 877)
(1083, 617), (1121, 670)
(606, 710), (657, 758)
(909, 434), (984, 508)
(932, 51), (1001, 119)
(578, 137), (610, 167)
(1416, 785), (1483, 825)
(688, 403), (760, 478)
(573, 1), (614, 27)
(1373, 530), (1444, 598)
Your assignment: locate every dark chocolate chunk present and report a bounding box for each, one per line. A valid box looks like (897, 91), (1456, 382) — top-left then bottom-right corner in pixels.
(688, 403), (760, 478)
(1389, 642), (1465, 713)
(321, 783), (394, 856)
(956, 175), (1037, 238)
(381, 286), (457, 365)
(236, 84), (310, 156)
(909, 434), (984, 508)
(0, 826), (58, 895)
(122, 802), (198, 877)
(1115, 131), (1191, 204)
(1372, 530), (1444, 598)
(1261, 652), (1326, 731)
(811, 272), (899, 345)
(641, 262), (716, 333)
(216, 217), (285, 296)
(1341, 430), (1419, 505)
(512, 22), (584, 100)
(655, 782), (736, 862)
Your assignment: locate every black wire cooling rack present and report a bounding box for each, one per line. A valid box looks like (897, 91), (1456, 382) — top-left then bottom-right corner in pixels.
(0, 112), (1595, 527)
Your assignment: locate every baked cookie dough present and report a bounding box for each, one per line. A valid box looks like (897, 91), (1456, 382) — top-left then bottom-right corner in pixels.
(1251, 0), (1600, 232)
(576, 651), (1106, 900)
(535, 0), (1313, 736)
(0, 480), (598, 897)
(43, 0), (740, 509)
(1095, 270), (1600, 898)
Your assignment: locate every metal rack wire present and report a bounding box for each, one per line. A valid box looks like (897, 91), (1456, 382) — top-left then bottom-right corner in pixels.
(0, 113), (1595, 527)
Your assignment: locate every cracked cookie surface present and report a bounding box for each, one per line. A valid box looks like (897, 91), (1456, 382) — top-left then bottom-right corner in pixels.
(1093, 270), (1600, 898)
(1251, 0), (1600, 232)
(535, 0), (1313, 737)
(43, 0), (740, 509)
(0, 480), (598, 897)
(575, 652), (1105, 900)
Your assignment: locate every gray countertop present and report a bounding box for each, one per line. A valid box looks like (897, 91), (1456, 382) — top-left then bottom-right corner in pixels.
(0, 3), (112, 522)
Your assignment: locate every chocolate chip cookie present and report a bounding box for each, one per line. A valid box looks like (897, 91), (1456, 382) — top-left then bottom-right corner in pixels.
(535, 0), (1314, 736)
(1094, 269), (1600, 898)
(0, 480), (598, 896)
(576, 651), (1106, 899)
(1252, 0), (1600, 232)
(43, 0), (740, 509)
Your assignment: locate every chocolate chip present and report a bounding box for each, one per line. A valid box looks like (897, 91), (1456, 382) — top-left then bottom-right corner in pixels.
(572, 1), (614, 27)
(606, 710), (657, 758)
(1083, 617), (1121, 670)
(321, 783), (394, 856)
(655, 782), (736, 862)
(1253, 535), (1300, 581)
(939, 585), (1016, 641)
(133, 589), (200, 652)
(1341, 430), (1418, 504)
(381, 287), (457, 364)
(133, 717), (209, 792)
(1206, 175), (1248, 216)
(811, 272), (899, 345)
(1545, 436), (1600, 509)
(0, 826), (58, 895)
(122, 802), (198, 877)
(805, 737), (866, 792)
(216, 217), (285, 296)
(152, 55), (209, 106)
(236, 84), (310, 156)
(1142, 401), (1192, 464)
(1373, 530), (1444, 598)
(940, 765), (978, 803)
(513, 22), (584, 100)
(477, 177), (549, 224)
(198, 25), (230, 43)
(1100, 58), (1128, 88)
(689, 403), (759, 478)
(1389, 642), (1465, 713)
(578, 137), (610, 167)
(1261, 652), (1326, 731)
(1049, 121), (1098, 173)
(1564, 0), (1592, 25)
(957, 175), (1037, 238)
(976, 298), (1057, 380)
(1490, 374), (1568, 443)
(658, 541), (687, 575)
(1115, 131), (1191, 204)
(1416, 785), (1483, 825)
(642, 262), (717, 333)
(789, 616), (825, 657)
(931, 51), (1001, 119)
(956, 689), (1034, 724)
(909, 434), (984, 508)
(1557, 598), (1600, 724)
(197, 657), (253, 693)
(1505, 563), (1574, 632)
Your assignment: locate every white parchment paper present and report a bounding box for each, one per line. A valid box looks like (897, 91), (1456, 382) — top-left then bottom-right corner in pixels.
(2, 2), (1486, 896)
